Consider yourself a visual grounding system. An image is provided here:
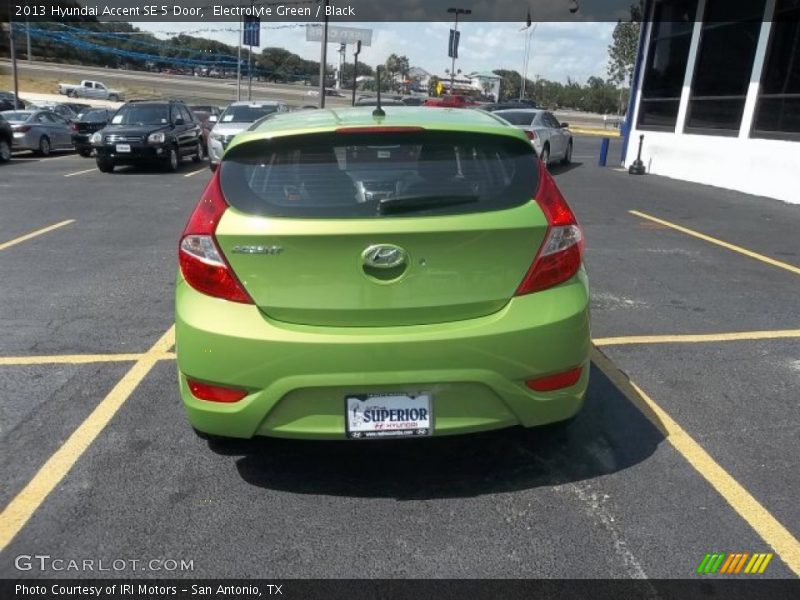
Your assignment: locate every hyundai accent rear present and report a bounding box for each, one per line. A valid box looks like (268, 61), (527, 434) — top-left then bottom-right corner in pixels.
(175, 107), (590, 440)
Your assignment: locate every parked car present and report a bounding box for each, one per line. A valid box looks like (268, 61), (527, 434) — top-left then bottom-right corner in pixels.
(31, 102), (79, 122)
(189, 106), (222, 159)
(0, 109), (75, 155)
(91, 99), (203, 173)
(57, 80), (125, 101)
(493, 109), (573, 166)
(401, 95), (426, 106)
(62, 102), (92, 115)
(424, 95), (479, 108)
(207, 100), (288, 170)
(481, 100), (539, 112)
(353, 97), (406, 107)
(176, 107), (589, 441)
(72, 107), (116, 157)
(0, 92), (30, 112)
(0, 113), (12, 162)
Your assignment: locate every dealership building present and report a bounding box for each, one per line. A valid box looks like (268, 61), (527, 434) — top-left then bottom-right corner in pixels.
(624, 0), (799, 204)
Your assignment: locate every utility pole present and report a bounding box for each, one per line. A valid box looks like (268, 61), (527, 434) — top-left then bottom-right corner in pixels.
(247, 0), (254, 100)
(8, 8), (20, 109)
(25, 17), (31, 61)
(447, 7), (471, 95)
(318, 0), (330, 108)
(352, 40), (361, 106)
(237, 16), (242, 101)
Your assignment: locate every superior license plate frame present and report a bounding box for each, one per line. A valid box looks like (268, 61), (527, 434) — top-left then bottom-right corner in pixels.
(345, 393), (432, 440)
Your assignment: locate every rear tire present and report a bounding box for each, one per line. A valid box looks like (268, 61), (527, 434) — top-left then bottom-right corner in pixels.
(67, 89), (76, 98)
(165, 146), (179, 172)
(540, 145), (550, 168)
(0, 139), (11, 163)
(209, 162), (218, 172)
(96, 158), (115, 173)
(561, 140), (573, 165)
(108, 94), (119, 102)
(37, 136), (51, 157)
(192, 141), (203, 163)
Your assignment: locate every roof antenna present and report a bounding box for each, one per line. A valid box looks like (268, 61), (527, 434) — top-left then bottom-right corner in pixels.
(373, 66), (386, 118)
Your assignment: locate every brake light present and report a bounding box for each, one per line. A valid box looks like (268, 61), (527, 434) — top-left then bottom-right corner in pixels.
(525, 366), (583, 392)
(515, 161), (584, 295)
(179, 170), (253, 304)
(187, 378), (248, 403)
(525, 130), (537, 141)
(13, 125), (31, 133)
(335, 126), (425, 134)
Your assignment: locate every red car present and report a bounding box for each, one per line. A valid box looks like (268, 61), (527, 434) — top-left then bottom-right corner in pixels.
(424, 95), (479, 108)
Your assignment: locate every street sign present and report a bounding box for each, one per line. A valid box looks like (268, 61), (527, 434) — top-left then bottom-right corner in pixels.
(306, 25), (372, 46)
(243, 16), (260, 47)
(448, 29), (460, 59)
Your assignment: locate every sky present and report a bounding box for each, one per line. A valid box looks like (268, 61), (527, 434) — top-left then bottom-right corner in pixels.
(131, 21), (617, 84)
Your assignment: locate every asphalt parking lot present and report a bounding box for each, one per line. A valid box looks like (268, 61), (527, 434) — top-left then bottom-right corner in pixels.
(0, 136), (798, 579)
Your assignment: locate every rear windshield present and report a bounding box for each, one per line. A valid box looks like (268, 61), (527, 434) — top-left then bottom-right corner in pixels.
(497, 111), (537, 125)
(3, 111), (32, 121)
(220, 131), (538, 218)
(79, 109), (111, 121)
(220, 105), (279, 123)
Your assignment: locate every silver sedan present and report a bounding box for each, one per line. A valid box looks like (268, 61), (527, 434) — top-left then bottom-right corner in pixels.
(493, 109), (573, 167)
(1, 109), (75, 155)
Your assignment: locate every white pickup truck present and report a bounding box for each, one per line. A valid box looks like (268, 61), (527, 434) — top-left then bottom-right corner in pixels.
(57, 80), (125, 101)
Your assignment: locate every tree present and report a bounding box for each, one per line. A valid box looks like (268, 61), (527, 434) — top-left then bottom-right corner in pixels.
(607, 4), (643, 89)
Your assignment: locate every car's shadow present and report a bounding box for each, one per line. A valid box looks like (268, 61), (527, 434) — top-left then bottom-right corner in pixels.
(548, 161), (584, 175)
(110, 160), (207, 175)
(207, 358), (666, 500)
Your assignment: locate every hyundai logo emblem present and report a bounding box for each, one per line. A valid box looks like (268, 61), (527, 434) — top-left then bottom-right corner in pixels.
(362, 244), (408, 269)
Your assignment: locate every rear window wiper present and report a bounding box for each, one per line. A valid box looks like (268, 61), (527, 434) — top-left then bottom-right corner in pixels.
(378, 194), (478, 214)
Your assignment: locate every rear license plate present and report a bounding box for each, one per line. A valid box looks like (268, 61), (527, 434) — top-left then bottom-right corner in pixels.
(115, 144), (131, 153)
(345, 393), (432, 439)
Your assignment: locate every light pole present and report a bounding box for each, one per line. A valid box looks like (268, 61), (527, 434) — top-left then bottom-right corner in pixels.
(447, 7), (471, 95)
(520, 24), (537, 100)
(318, 0), (330, 108)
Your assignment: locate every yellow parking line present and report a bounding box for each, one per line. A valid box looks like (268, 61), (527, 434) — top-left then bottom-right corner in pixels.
(0, 326), (175, 551)
(63, 168), (97, 178)
(184, 167), (208, 178)
(629, 210), (800, 276)
(591, 347), (800, 575)
(594, 329), (800, 347)
(0, 220), (75, 252)
(0, 352), (175, 366)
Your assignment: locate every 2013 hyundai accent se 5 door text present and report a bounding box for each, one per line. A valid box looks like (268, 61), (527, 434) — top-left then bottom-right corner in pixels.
(175, 107), (590, 441)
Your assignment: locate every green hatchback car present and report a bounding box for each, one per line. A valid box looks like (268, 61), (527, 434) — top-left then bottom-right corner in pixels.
(176, 107), (590, 440)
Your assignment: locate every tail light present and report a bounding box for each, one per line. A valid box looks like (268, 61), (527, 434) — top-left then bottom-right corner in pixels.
(515, 161), (584, 295)
(187, 378), (248, 403)
(69, 122), (77, 132)
(178, 170), (253, 304)
(525, 130), (537, 141)
(525, 366), (583, 392)
(13, 125), (31, 133)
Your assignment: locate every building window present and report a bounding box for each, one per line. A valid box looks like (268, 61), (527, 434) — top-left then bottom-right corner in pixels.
(637, 0), (699, 131)
(752, 0), (800, 140)
(685, 0), (767, 135)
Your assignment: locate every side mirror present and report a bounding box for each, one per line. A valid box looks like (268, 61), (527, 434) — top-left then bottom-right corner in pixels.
(174, 117), (185, 126)
(561, 122), (570, 128)
(208, 115), (218, 123)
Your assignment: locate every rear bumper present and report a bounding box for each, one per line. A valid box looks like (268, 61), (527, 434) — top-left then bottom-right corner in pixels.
(176, 270), (591, 440)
